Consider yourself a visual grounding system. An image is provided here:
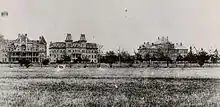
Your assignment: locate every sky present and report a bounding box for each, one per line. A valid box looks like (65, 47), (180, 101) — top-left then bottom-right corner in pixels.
(0, 0), (220, 53)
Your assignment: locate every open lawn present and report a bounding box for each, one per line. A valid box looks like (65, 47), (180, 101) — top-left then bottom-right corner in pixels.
(0, 67), (220, 106)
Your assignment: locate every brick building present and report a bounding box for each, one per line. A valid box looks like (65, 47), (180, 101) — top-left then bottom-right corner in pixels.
(49, 33), (99, 63)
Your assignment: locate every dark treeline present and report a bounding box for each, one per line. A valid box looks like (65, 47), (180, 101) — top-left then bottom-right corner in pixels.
(18, 48), (219, 68)
(100, 48), (219, 67)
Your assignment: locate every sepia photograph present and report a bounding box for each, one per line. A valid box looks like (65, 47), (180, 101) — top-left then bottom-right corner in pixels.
(0, 0), (220, 106)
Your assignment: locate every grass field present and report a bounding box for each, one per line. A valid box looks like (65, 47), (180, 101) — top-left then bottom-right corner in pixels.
(0, 67), (220, 106)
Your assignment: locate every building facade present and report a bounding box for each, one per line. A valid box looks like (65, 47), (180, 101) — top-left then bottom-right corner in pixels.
(0, 35), (9, 62)
(49, 33), (99, 63)
(0, 34), (47, 63)
(137, 36), (188, 60)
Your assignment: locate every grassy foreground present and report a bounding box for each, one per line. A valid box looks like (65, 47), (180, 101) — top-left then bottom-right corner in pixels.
(1, 78), (220, 106)
(0, 68), (220, 106)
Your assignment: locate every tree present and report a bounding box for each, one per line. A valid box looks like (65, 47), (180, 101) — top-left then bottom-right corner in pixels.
(100, 55), (106, 63)
(127, 55), (135, 67)
(143, 53), (150, 61)
(134, 52), (143, 63)
(176, 54), (184, 61)
(210, 55), (218, 63)
(184, 51), (197, 63)
(150, 54), (157, 61)
(42, 59), (50, 65)
(155, 50), (172, 67)
(105, 51), (118, 67)
(196, 51), (210, 67)
(120, 51), (132, 63)
(157, 53), (166, 61)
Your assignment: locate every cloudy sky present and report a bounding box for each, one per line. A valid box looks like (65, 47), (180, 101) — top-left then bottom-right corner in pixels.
(0, 0), (220, 53)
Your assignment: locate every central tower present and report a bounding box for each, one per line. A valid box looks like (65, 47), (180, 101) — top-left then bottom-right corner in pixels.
(80, 33), (87, 42)
(65, 33), (73, 42)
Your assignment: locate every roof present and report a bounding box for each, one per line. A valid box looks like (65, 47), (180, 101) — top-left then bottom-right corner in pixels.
(49, 42), (66, 49)
(174, 44), (188, 49)
(154, 37), (171, 45)
(150, 45), (157, 49)
(15, 34), (31, 43)
(39, 36), (47, 44)
(86, 43), (98, 49)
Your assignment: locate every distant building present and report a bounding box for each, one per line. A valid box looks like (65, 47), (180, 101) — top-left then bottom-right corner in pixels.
(0, 34), (47, 63)
(49, 33), (99, 63)
(0, 35), (9, 62)
(137, 36), (188, 60)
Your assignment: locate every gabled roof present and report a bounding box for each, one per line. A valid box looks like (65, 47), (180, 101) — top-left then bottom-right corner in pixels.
(15, 35), (31, 43)
(39, 36), (47, 44)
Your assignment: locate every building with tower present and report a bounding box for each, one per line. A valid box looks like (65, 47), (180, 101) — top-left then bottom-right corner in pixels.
(137, 36), (188, 60)
(0, 34), (47, 63)
(49, 33), (99, 63)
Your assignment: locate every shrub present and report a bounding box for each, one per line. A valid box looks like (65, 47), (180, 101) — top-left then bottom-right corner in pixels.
(19, 59), (31, 68)
(42, 59), (50, 65)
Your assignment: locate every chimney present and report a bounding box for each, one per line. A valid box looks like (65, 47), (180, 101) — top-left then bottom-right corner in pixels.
(158, 37), (160, 40)
(162, 37), (165, 41)
(80, 33), (86, 41)
(180, 42), (182, 46)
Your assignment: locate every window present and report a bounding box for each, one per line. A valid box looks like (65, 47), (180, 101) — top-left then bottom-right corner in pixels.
(68, 50), (71, 52)
(68, 44), (71, 47)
